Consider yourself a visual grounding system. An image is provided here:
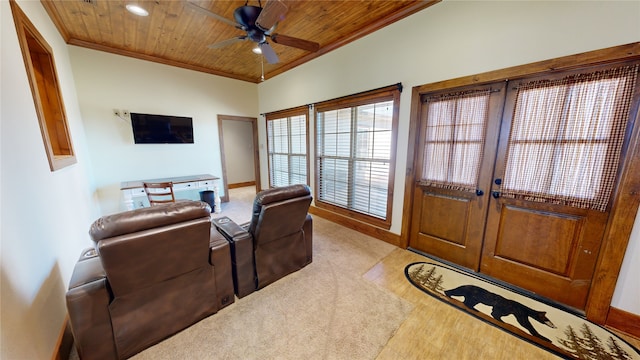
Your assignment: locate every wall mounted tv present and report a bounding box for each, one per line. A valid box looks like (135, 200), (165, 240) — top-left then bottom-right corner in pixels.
(131, 112), (194, 144)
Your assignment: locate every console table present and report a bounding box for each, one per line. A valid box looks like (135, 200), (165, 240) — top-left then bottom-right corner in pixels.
(120, 174), (219, 210)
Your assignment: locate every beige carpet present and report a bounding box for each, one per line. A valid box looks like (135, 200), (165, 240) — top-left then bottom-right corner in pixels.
(71, 187), (413, 359)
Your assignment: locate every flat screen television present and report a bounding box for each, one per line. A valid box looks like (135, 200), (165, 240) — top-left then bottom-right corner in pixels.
(131, 112), (194, 144)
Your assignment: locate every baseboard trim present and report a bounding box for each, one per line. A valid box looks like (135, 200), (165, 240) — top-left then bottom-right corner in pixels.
(606, 306), (640, 340)
(228, 181), (255, 189)
(308, 205), (400, 246)
(52, 316), (73, 360)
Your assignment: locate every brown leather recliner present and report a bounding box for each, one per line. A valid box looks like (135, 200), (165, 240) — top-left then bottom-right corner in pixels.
(212, 184), (312, 298)
(66, 201), (234, 360)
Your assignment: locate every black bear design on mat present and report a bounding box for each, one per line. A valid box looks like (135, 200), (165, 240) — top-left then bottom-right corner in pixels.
(444, 285), (557, 342)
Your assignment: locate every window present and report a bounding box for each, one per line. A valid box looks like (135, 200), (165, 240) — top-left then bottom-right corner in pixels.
(315, 84), (401, 229)
(421, 89), (491, 193)
(266, 106), (309, 187)
(11, 1), (76, 171)
(501, 64), (638, 211)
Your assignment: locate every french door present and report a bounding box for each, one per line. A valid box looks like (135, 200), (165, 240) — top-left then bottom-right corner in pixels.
(409, 62), (639, 310)
(409, 83), (505, 271)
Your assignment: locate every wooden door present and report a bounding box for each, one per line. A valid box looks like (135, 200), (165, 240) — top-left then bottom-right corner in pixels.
(410, 62), (639, 310)
(481, 198), (609, 309)
(480, 64), (639, 310)
(409, 83), (505, 270)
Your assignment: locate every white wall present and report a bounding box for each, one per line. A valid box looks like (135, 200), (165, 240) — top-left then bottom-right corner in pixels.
(612, 211), (640, 313)
(257, 1), (640, 314)
(68, 47), (258, 215)
(1, 1), (101, 358)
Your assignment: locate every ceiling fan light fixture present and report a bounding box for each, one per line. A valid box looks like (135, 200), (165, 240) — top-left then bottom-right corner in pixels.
(126, 4), (149, 17)
(190, 0), (316, 68)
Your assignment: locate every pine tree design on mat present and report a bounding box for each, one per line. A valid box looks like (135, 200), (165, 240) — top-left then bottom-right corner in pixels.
(405, 262), (640, 360)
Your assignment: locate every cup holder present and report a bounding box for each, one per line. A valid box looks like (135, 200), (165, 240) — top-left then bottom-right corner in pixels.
(83, 249), (98, 258)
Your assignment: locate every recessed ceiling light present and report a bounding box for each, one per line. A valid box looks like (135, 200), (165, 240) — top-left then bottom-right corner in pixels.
(126, 4), (149, 16)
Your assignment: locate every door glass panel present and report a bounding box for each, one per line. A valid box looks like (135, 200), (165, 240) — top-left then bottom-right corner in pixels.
(421, 90), (491, 192)
(501, 65), (638, 211)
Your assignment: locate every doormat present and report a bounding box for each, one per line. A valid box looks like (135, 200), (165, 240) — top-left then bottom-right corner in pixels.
(405, 262), (640, 360)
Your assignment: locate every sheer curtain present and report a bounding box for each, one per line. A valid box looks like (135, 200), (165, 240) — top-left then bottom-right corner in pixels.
(501, 65), (638, 211)
(421, 90), (491, 193)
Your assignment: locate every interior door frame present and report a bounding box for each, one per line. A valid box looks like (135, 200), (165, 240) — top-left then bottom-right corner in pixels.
(401, 42), (640, 324)
(217, 114), (261, 202)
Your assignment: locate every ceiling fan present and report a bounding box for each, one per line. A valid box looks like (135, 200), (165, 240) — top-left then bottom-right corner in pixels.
(186, 0), (320, 65)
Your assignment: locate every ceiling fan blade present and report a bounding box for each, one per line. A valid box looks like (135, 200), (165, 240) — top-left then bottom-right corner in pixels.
(270, 33), (319, 52)
(255, 0), (288, 32)
(259, 42), (279, 64)
(207, 36), (247, 49)
(185, 1), (242, 29)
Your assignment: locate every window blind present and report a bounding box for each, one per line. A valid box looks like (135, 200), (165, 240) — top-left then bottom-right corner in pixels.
(315, 84), (400, 226)
(266, 109), (308, 187)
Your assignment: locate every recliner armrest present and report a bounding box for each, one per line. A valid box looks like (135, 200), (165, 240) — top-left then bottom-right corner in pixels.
(68, 253), (107, 292)
(213, 217), (248, 240)
(303, 214), (313, 265)
(212, 217), (256, 298)
(209, 233), (235, 309)
(66, 253), (118, 360)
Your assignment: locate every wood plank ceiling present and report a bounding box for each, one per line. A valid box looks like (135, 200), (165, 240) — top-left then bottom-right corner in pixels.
(41, 0), (439, 83)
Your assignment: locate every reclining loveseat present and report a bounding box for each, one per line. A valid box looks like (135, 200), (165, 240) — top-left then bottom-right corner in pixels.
(66, 201), (234, 359)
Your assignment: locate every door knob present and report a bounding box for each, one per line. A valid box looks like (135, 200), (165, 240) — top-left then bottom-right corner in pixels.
(476, 189), (484, 196)
(494, 178), (502, 185)
(492, 191), (501, 199)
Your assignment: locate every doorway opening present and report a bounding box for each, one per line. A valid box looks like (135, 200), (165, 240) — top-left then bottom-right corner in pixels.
(217, 115), (261, 203)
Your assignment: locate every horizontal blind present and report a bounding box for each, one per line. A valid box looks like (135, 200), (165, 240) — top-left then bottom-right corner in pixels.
(420, 90), (491, 192)
(501, 65), (638, 211)
(289, 114), (307, 185)
(317, 100), (394, 220)
(266, 110), (308, 187)
(267, 118), (289, 187)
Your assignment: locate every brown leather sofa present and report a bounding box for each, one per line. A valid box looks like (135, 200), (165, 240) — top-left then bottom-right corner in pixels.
(212, 184), (312, 298)
(66, 201), (234, 359)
